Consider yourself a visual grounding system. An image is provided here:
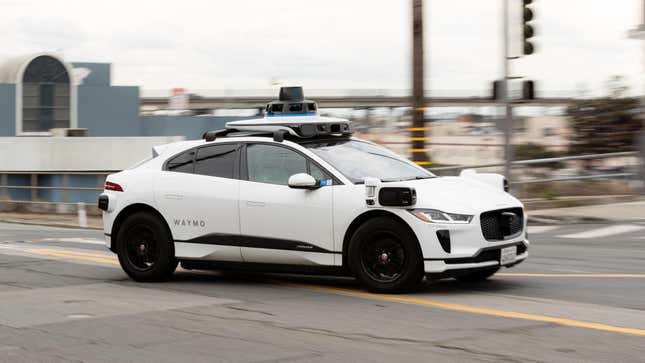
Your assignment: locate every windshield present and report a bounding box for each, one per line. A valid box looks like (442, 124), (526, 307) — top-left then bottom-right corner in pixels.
(304, 139), (435, 184)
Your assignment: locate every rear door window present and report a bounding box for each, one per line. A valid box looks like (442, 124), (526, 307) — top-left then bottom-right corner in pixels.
(194, 144), (240, 179)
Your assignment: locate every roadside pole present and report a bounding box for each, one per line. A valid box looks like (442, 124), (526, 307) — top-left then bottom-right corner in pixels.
(411, 0), (431, 166)
(502, 0), (513, 181)
(628, 0), (645, 192)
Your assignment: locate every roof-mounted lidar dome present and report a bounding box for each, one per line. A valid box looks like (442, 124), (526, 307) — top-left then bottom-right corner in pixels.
(265, 87), (318, 117)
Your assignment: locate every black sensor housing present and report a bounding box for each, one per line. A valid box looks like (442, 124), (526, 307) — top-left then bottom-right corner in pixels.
(378, 187), (417, 207)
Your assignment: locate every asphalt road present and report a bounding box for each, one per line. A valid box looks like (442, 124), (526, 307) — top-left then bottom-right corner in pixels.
(0, 221), (644, 362)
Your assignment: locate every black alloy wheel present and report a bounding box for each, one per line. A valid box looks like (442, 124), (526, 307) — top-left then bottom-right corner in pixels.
(349, 217), (424, 293)
(116, 212), (178, 282)
(124, 224), (159, 272)
(360, 232), (407, 284)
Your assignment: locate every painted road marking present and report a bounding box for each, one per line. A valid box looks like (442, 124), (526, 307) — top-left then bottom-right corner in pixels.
(39, 237), (106, 245)
(498, 273), (645, 278)
(558, 224), (645, 239)
(284, 283), (645, 337)
(28, 249), (119, 266)
(528, 226), (558, 234)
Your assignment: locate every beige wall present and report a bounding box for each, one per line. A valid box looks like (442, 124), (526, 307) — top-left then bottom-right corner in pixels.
(0, 136), (184, 171)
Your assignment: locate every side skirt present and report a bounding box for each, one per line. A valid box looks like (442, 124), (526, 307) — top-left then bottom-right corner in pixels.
(180, 259), (349, 276)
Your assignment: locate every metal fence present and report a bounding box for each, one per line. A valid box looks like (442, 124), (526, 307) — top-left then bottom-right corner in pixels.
(0, 171), (111, 203)
(429, 151), (640, 185)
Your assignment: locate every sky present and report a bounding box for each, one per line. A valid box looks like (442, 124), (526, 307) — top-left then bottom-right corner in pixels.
(1, 0), (643, 96)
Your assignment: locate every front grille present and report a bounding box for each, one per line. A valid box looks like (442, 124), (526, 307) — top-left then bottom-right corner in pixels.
(480, 208), (523, 241)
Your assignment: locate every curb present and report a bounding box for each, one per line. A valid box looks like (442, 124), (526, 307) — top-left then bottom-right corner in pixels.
(528, 215), (645, 225)
(527, 215), (609, 225)
(0, 218), (102, 230)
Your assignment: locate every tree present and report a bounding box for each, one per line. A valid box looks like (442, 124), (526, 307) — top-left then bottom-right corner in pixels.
(567, 77), (641, 155)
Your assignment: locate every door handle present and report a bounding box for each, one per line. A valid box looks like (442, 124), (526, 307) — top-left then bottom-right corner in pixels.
(246, 201), (266, 207)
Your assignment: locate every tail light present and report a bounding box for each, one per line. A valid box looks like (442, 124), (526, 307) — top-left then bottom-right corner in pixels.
(104, 181), (123, 192)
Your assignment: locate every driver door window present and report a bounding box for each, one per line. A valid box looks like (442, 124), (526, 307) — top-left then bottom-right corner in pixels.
(247, 144), (307, 185)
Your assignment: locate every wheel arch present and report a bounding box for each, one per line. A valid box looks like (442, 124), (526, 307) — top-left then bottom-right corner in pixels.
(109, 203), (173, 252)
(341, 210), (422, 269)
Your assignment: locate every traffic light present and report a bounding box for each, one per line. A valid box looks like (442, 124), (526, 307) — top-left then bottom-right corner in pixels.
(522, 0), (536, 55)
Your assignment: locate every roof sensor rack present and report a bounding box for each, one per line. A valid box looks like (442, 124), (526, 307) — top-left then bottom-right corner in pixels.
(266, 86), (318, 117)
(226, 119), (352, 139)
(201, 87), (353, 143)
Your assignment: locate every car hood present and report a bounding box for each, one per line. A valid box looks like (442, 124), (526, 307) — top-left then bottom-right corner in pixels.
(398, 176), (522, 214)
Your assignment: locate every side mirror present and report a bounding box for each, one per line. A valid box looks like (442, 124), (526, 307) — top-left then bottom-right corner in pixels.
(288, 173), (318, 190)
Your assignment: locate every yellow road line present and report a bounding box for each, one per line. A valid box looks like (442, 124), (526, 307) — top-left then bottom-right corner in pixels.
(408, 148), (428, 153)
(407, 127), (428, 131)
(283, 283), (645, 337)
(409, 137), (428, 141)
(498, 273), (645, 278)
(28, 249), (119, 266)
(31, 249), (113, 258)
(414, 107), (430, 111)
(414, 161), (433, 165)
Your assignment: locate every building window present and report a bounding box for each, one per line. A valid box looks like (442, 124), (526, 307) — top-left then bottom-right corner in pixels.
(21, 56), (71, 133)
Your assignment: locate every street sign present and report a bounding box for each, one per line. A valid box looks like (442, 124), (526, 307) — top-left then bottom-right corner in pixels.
(169, 88), (189, 110)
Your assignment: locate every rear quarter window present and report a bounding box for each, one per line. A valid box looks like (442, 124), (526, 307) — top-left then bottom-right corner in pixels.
(166, 149), (195, 173)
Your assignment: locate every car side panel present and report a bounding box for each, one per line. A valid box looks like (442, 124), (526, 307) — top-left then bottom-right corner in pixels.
(238, 180), (334, 265)
(154, 171), (243, 262)
(101, 170), (162, 250)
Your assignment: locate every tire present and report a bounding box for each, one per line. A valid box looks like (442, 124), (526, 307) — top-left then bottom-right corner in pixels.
(455, 267), (500, 283)
(116, 212), (178, 282)
(348, 217), (424, 293)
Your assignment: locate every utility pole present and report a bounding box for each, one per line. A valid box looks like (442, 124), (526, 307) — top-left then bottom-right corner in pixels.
(628, 0), (645, 192)
(502, 0), (513, 181)
(411, 0), (431, 166)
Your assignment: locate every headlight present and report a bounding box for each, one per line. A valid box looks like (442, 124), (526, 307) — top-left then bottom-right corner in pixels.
(409, 209), (473, 224)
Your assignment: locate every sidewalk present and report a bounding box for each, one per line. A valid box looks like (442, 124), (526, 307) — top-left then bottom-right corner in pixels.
(527, 200), (645, 225)
(0, 212), (103, 230)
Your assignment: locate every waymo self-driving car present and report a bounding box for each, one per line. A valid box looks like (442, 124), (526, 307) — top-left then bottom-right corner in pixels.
(99, 87), (527, 292)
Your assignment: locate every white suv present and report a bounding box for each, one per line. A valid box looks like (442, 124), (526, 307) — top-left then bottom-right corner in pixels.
(100, 115), (528, 293)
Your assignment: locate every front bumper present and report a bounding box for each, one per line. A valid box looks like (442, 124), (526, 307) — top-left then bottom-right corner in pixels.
(423, 240), (529, 274)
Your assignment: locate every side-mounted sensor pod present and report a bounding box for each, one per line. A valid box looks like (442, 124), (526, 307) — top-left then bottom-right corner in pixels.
(364, 177), (380, 206)
(378, 187), (417, 207)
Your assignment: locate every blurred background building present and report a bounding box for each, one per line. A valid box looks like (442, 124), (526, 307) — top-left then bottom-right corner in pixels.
(0, 53), (250, 204)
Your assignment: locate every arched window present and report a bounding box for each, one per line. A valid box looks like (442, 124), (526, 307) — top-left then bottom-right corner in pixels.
(21, 56), (71, 132)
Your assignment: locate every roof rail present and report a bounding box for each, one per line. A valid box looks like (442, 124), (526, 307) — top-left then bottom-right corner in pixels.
(202, 128), (236, 142)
